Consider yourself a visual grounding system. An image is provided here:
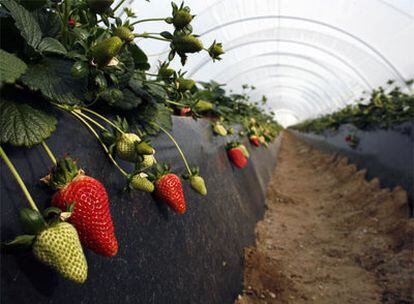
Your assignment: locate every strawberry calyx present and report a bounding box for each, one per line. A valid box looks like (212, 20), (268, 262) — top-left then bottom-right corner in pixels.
(225, 141), (241, 150)
(48, 156), (82, 190)
(3, 202), (75, 250)
(148, 163), (172, 182)
(208, 40), (224, 61)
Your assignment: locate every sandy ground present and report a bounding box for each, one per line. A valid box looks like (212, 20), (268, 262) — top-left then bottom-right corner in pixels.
(235, 132), (413, 304)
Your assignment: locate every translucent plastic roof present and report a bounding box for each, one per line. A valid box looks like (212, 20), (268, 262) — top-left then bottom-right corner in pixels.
(125, 0), (414, 126)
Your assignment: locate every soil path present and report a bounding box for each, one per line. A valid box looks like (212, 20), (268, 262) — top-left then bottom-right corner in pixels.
(236, 132), (413, 304)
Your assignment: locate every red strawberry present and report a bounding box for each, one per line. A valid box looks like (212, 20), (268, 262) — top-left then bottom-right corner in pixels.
(227, 148), (247, 169)
(48, 157), (118, 257)
(152, 165), (186, 214)
(249, 135), (260, 147)
(68, 18), (76, 28)
(180, 107), (191, 117)
(345, 135), (352, 142)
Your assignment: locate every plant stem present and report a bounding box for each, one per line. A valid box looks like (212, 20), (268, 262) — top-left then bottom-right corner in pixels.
(62, 0), (71, 47)
(41, 141), (57, 166)
(112, 0), (127, 14)
(70, 111), (129, 177)
(0, 146), (39, 212)
(152, 123), (192, 175)
(135, 34), (170, 42)
(130, 18), (166, 26)
(79, 108), (124, 134)
(74, 110), (107, 131)
(165, 100), (184, 108)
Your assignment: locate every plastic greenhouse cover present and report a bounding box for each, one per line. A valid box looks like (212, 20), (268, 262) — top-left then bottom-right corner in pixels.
(121, 0), (414, 126)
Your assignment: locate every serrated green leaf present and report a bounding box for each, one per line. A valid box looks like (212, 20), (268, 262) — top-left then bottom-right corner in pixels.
(128, 43), (150, 70)
(31, 9), (61, 38)
(117, 88), (143, 110)
(0, 100), (57, 147)
(21, 57), (87, 105)
(3, 234), (36, 249)
(37, 37), (67, 55)
(130, 102), (172, 135)
(2, 0), (42, 49)
(0, 49), (27, 84)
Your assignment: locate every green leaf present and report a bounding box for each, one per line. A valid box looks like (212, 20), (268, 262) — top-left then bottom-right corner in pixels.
(37, 37), (67, 55)
(0, 100), (57, 147)
(0, 49), (27, 84)
(31, 9), (61, 38)
(21, 57), (87, 105)
(130, 102), (172, 135)
(128, 43), (150, 70)
(2, 0), (42, 49)
(2, 234), (36, 249)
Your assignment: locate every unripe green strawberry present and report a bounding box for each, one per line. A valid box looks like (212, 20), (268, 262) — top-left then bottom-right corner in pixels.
(130, 174), (154, 193)
(213, 123), (227, 136)
(190, 175), (207, 196)
(88, 0), (114, 14)
(116, 133), (141, 162)
(208, 41), (224, 61)
(237, 144), (250, 158)
(228, 127), (235, 135)
(194, 100), (213, 112)
(177, 77), (195, 92)
(114, 26), (134, 42)
(140, 155), (156, 170)
(92, 36), (123, 67)
(32, 222), (87, 284)
(173, 10), (193, 29)
(136, 141), (155, 155)
(173, 35), (203, 54)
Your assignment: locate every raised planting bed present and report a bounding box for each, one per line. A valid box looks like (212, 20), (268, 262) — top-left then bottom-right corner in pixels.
(1, 115), (282, 304)
(291, 122), (414, 214)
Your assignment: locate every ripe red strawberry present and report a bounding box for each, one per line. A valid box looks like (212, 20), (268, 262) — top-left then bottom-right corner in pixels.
(152, 165), (186, 214)
(48, 157), (118, 257)
(249, 135), (260, 147)
(345, 135), (352, 142)
(68, 18), (76, 29)
(180, 107), (191, 117)
(227, 148), (247, 169)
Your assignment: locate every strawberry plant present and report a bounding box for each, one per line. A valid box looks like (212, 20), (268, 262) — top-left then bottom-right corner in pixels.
(292, 81), (414, 134)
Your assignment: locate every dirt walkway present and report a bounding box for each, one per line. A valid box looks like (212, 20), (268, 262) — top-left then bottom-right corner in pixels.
(235, 132), (413, 304)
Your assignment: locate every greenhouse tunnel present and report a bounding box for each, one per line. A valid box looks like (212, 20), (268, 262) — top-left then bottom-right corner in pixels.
(0, 0), (413, 303)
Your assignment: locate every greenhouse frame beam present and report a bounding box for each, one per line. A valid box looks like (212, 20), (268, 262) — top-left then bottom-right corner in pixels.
(199, 15), (407, 85)
(189, 38), (372, 90)
(265, 90), (322, 113)
(253, 74), (335, 106)
(224, 63), (351, 107)
(211, 50), (360, 104)
(260, 85), (327, 112)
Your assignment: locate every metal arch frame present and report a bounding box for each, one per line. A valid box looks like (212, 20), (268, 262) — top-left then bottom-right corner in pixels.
(198, 15), (407, 85)
(252, 81), (332, 111)
(251, 74), (335, 105)
(265, 92), (318, 117)
(257, 85), (326, 112)
(212, 52), (359, 107)
(272, 108), (302, 120)
(210, 51), (361, 103)
(224, 63), (352, 107)
(188, 38), (372, 90)
(266, 99), (309, 119)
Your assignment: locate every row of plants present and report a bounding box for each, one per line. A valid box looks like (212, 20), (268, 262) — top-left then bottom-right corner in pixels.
(291, 80), (414, 135)
(0, 0), (282, 284)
